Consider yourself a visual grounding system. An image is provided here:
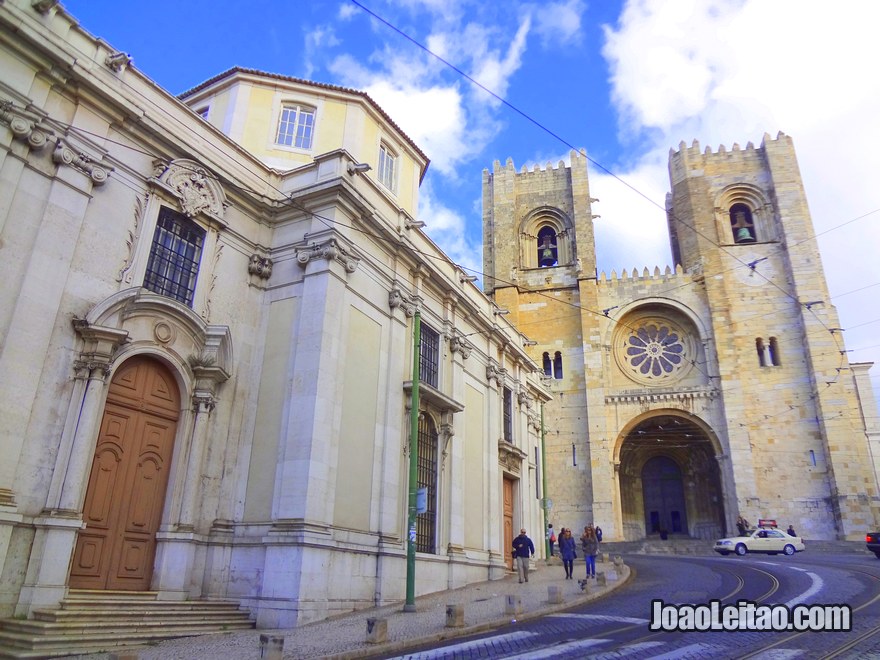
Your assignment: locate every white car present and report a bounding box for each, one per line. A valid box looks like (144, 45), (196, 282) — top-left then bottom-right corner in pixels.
(714, 528), (805, 556)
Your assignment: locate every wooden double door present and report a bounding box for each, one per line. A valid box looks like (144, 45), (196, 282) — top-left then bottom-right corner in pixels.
(69, 357), (179, 591)
(642, 455), (688, 535)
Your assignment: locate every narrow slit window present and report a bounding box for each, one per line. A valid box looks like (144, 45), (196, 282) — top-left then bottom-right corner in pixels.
(756, 338), (766, 367)
(503, 387), (513, 443)
(769, 337), (781, 366)
(553, 351), (563, 379)
(542, 352), (552, 377)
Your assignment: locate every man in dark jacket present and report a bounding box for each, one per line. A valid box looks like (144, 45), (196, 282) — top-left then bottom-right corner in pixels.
(512, 528), (535, 583)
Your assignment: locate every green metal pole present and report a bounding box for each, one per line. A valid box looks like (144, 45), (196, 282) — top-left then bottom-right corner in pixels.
(540, 403), (549, 558)
(404, 310), (421, 612)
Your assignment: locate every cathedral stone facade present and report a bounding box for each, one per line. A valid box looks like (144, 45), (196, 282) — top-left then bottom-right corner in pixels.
(483, 138), (879, 542)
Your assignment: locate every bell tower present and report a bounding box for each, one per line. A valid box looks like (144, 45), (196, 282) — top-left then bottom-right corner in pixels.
(482, 150), (597, 295)
(481, 150), (601, 528)
(666, 132), (878, 538)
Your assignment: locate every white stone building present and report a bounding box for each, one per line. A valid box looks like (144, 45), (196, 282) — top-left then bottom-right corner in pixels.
(0, 0), (550, 627)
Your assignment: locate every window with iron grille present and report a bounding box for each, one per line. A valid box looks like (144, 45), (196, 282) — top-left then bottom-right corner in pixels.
(503, 386), (513, 442)
(419, 323), (440, 388)
(416, 414), (438, 554)
(276, 104), (315, 149)
(143, 207), (205, 306)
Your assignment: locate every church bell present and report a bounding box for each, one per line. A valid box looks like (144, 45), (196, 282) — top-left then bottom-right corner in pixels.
(735, 227), (756, 243)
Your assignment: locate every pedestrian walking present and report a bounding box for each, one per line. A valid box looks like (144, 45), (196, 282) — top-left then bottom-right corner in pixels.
(512, 528), (535, 583)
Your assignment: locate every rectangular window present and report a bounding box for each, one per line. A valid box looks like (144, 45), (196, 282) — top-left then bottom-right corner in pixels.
(378, 143), (397, 191)
(503, 387), (513, 442)
(276, 105), (315, 149)
(143, 207), (205, 306)
(419, 324), (440, 388)
(416, 415), (438, 554)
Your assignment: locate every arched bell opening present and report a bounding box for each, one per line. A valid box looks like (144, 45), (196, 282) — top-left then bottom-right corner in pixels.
(617, 414), (725, 541)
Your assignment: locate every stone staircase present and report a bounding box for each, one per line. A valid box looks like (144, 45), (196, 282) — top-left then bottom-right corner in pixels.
(0, 590), (255, 659)
(601, 537), (873, 557)
(601, 536), (717, 556)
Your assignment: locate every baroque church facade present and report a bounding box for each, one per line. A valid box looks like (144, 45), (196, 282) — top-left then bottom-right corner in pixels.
(483, 139), (879, 543)
(0, 0), (550, 628)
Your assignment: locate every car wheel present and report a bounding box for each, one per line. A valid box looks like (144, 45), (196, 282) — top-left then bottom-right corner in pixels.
(783, 544), (795, 556)
(735, 544), (747, 556)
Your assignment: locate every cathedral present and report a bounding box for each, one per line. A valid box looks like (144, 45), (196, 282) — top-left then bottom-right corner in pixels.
(483, 138), (879, 542)
(0, 0), (877, 641)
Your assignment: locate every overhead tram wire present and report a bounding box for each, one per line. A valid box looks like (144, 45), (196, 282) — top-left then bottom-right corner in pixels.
(347, 1), (859, 391)
(42, 102), (860, 405)
(38, 22), (870, 422)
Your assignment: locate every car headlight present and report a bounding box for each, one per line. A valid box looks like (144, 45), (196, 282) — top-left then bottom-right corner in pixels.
(717, 540), (732, 546)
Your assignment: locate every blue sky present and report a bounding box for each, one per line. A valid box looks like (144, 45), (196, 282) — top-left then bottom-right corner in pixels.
(63, 0), (880, 397)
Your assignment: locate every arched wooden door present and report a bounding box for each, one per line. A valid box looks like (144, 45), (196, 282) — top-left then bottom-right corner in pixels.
(69, 357), (180, 590)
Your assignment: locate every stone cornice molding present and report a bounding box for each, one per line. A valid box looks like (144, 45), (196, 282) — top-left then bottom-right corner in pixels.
(296, 236), (360, 275)
(53, 138), (111, 186)
(604, 387), (718, 409)
(150, 159), (228, 225)
(81, 288), (234, 381)
(498, 440), (527, 474)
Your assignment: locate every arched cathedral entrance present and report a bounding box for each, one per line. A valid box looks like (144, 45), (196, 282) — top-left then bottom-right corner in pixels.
(617, 413), (725, 541)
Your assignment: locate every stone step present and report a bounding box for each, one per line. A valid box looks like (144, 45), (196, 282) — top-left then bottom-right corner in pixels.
(53, 599), (246, 612)
(30, 606), (249, 623)
(0, 595), (255, 659)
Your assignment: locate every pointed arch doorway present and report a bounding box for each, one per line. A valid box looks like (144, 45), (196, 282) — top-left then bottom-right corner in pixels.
(69, 356), (180, 590)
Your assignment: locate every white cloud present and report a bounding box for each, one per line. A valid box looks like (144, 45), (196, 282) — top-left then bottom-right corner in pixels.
(601, 0), (880, 380)
(302, 25), (340, 80)
(530, 0), (587, 48)
(418, 184), (483, 278)
(328, 8), (534, 177)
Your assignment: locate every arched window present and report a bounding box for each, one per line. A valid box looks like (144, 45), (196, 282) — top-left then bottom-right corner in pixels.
(730, 203), (756, 243)
(553, 351), (563, 379)
(537, 226), (558, 267)
(756, 338), (766, 367)
(542, 352), (552, 377)
(768, 337), (780, 366)
(416, 415), (438, 554)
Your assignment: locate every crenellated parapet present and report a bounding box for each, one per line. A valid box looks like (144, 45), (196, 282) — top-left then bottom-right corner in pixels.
(668, 131), (796, 185)
(598, 264), (685, 285)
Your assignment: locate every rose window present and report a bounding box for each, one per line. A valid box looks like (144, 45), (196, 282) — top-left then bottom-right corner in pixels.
(624, 324), (685, 379)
